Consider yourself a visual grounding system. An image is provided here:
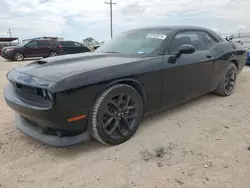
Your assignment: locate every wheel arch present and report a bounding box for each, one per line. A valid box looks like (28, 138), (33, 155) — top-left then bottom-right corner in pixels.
(230, 59), (238, 70)
(50, 51), (57, 55)
(12, 51), (26, 59)
(105, 78), (147, 109)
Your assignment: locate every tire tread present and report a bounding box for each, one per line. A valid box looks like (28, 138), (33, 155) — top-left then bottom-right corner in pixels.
(91, 84), (142, 145)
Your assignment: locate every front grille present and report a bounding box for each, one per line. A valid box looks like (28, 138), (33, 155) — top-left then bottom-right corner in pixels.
(16, 84), (39, 95)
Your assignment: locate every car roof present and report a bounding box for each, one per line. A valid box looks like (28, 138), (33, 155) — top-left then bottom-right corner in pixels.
(131, 25), (210, 32)
(32, 39), (58, 42)
(59, 41), (78, 43)
(126, 25), (224, 41)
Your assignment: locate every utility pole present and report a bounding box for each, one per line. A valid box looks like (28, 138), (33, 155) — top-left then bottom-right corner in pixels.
(7, 29), (12, 38)
(105, 0), (116, 39)
(7, 29), (12, 45)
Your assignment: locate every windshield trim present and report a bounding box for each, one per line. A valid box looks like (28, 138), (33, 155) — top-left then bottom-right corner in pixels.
(96, 29), (171, 55)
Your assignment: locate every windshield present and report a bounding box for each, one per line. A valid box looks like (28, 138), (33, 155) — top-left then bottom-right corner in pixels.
(96, 29), (170, 54)
(17, 41), (29, 47)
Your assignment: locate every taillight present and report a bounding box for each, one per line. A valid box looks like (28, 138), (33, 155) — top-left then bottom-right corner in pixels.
(58, 44), (62, 48)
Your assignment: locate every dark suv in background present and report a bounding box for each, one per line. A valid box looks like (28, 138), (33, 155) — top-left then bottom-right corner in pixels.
(1, 39), (64, 61)
(59, 41), (90, 54)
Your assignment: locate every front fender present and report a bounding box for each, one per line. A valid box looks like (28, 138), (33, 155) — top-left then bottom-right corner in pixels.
(104, 78), (147, 108)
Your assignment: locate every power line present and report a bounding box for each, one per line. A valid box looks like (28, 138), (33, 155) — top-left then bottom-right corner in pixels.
(105, 0), (116, 39)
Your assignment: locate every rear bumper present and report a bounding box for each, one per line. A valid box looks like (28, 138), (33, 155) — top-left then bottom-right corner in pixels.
(15, 114), (90, 147)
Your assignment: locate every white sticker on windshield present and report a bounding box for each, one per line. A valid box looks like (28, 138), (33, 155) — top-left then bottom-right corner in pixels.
(146, 34), (167, 40)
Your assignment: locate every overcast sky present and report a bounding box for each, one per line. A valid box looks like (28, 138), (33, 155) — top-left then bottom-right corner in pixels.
(0, 0), (249, 42)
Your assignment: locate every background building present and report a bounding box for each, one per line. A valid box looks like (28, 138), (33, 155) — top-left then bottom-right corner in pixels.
(0, 37), (19, 46)
(222, 32), (250, 47)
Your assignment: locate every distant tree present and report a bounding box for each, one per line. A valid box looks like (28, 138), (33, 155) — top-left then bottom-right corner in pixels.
(83, 37), (100, 46)
(83, 37), (102, 51)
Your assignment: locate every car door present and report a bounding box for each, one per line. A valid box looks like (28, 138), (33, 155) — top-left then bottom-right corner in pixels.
(63, 41), (74, 54)
(161, 30), (214, 108)
(37, 40), (50, 57)
(73, 42), (84, 53)
(23, 41), (39, 57)
(199, 31), (221, 89)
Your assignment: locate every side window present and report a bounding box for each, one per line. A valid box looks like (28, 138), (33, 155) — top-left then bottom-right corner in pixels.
(169, 31), (206, 52)
(50, 41), (59, 47)
(26, 41), (38, 48)
(59, 42), (65, 47)
(63, 42), (74, 47)
(37, 41), (48, 47)
(200, 32), (218, 48)
(74, 42), (82, 47)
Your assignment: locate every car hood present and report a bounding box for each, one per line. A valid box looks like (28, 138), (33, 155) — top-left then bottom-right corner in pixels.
(8, 52), (159, 92)
(2, 46), (19, 52)
(3, 46), (18, 50)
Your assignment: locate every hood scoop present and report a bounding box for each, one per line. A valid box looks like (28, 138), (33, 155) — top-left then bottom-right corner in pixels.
(27, 60), (48, 66)
(36, 60), (47, 65)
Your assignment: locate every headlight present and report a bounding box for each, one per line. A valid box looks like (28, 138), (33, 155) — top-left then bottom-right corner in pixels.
(47, 91), (53, 101)
(41, 89), (47, 98)
(5, 48), (14, 53)
(40, 89), (53, 101)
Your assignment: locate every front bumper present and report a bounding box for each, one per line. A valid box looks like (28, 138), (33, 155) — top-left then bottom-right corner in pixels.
(4, 81), (91, 147)
(1, 51), (14, 60)
(15, 115), (90, 147)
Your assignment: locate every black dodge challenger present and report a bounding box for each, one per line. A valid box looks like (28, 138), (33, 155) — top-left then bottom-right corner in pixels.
(3, 26), (247, 147)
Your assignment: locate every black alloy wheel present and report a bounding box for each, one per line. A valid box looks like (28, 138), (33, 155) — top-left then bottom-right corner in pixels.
(92, 84), (143, 145)
(214, 62), (237, 96)
(224, 65), (237, 95)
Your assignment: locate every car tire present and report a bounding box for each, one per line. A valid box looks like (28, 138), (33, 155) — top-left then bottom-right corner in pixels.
(91, 84), (143, 145)
(214, 62), (237, 96)
(49, 52), (57, 57)
(13, 52), (24, 61)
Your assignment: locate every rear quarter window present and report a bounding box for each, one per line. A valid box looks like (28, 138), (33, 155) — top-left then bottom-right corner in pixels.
(199, 32), (218, 48)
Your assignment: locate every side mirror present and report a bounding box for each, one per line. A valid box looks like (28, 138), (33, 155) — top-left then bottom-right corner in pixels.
(175, 44), (195, 59)
(179, 44), (195, 54)
(168, 44), (195, 64)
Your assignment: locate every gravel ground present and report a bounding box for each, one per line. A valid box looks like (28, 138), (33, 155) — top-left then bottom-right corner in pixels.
(0, 57), (250, 188)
